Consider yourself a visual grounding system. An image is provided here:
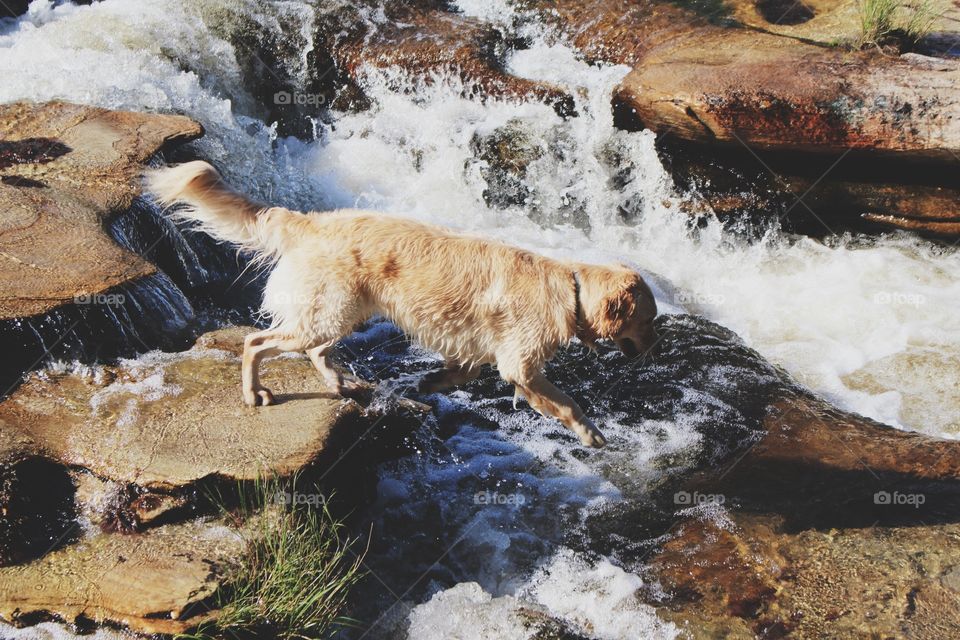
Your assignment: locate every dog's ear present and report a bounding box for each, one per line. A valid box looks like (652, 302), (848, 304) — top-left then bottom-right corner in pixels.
(595, 276), (639, 338)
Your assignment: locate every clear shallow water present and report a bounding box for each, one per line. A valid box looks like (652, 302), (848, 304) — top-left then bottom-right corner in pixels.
(2, 0), (958, 637)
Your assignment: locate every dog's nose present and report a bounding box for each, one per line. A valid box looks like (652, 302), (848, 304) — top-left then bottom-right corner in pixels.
(617, 338), (639, 358)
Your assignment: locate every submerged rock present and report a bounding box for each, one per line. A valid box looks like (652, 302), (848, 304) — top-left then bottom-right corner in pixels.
(0, 101), (203, 319)
(653, 511), (960, 638)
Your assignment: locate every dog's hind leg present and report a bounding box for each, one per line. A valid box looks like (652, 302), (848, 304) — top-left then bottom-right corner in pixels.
(241, 330), (317, 406)
(511, 372), (607, 448)
(417, 361), (481, 393)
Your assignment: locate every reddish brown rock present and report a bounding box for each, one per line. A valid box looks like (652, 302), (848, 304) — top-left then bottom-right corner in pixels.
(653, 511), (960, 638)
(329, 4), (569, 108)
(526, 0), (960, 235)
(617, 40), (960, 160)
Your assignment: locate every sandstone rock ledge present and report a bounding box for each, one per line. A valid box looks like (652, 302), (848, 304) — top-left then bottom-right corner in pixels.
(523, 0), (960, 236)
(0, 101), (203, 319)
(0, 327), (363, 492)
(0, 517), (245, 636)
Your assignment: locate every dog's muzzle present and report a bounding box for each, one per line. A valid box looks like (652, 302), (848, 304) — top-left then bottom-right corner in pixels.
(617, 338), (639, 358)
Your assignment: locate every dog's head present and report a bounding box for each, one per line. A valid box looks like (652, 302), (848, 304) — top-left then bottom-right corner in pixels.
(576, 264), (658, 358)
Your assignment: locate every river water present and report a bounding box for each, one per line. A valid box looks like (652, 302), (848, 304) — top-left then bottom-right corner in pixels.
(2, 1), (958, 638)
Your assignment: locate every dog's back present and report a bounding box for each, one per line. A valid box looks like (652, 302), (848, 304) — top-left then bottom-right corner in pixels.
(288, 210), (576, 366)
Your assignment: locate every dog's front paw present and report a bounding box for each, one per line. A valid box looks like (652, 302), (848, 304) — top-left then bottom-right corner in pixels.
(581, 429), (607, 448)
(243, 386), (275, 407)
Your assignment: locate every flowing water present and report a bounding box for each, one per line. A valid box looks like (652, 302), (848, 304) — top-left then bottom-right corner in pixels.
(2, 1), (959, 638)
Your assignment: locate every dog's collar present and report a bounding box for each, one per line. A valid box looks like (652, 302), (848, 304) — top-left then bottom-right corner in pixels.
(572, 270), (583, 337)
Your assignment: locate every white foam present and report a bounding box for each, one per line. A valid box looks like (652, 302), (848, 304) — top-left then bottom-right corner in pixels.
(407, 583), (536, 640)
(407, 559), (677, 640)
(525, 549), (677, 640)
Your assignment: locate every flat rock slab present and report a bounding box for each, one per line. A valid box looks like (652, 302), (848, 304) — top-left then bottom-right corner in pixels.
(617, 35), (960, 160)
(0, 327), (362, 490)
(0, 101), (203, 319)
(0, 517), (244, 635)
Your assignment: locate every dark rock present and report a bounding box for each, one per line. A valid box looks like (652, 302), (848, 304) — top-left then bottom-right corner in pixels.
(0, 1), (28, 19)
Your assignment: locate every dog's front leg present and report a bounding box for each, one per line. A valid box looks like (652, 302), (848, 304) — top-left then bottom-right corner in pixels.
(418, 362), (481, 393)
(516, 373), (607, 448)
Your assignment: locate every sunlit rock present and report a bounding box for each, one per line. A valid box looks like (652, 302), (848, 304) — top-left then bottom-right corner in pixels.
(0, 517), (245, 635)
(0, 101), (203, 319)
(0, 328), (362, 492)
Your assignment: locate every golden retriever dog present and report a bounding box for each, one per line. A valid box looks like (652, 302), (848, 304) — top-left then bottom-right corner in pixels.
(147, 161), (657, 447)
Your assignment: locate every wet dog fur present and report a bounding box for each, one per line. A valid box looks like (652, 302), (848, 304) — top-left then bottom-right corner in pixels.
(146, 161), (658, 447)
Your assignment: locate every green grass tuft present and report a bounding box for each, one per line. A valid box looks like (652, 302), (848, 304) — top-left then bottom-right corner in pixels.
(857, 0), (900, 46)
(856, 0), (945, 50)
(177, 476), (365, 640)
(901, 0), (944, 43)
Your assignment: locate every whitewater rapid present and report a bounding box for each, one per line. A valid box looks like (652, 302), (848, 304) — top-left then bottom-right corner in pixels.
(2, 0), (959, 637)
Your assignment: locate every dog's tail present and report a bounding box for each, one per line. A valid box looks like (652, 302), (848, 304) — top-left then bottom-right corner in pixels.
(145, 160), (299, 260)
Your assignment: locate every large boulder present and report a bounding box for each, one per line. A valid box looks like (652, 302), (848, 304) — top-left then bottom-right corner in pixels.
(525, 0), (960, 236)
(0, 101), (203, 319)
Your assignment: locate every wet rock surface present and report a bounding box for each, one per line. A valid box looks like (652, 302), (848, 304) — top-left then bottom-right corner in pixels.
(320, 315), (960, 636)
(310, 0), (571, 113)
(653, 511), (960, 638)
(0, 327), (363, 492)
(0, 517), (245, 635)
(537, 314), (960, 637)
(0, 101), (203, 319)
